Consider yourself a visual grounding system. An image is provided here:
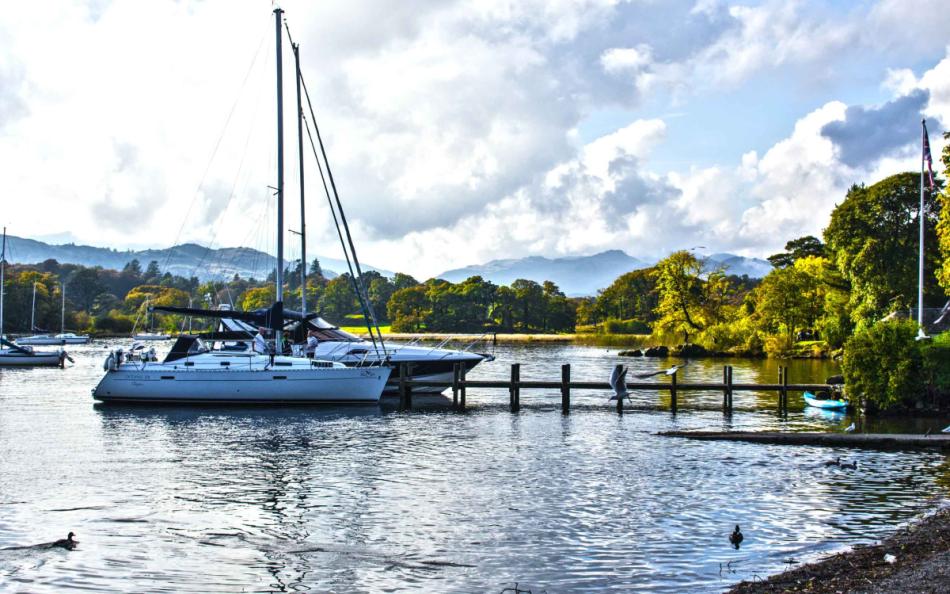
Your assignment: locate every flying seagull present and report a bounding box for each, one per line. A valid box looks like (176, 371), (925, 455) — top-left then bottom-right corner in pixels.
(943, 425), (950, 433)
(633, 360), (689, 379)
(608, 366), (630, 402)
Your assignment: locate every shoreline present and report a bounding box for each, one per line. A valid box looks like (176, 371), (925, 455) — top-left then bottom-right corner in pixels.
(727, 504), (950, 593)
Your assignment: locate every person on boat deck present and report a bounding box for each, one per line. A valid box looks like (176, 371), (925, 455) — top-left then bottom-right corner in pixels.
(253, 327), (271, 355)
(305, 329), (319, 358)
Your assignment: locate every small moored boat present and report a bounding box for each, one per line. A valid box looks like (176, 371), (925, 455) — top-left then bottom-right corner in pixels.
(804, 390), (849, 410)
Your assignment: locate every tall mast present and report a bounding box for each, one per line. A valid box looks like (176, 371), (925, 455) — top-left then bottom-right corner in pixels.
(294, 41), (307, 314)
(0, 228), (5, 340)
(918, 118), (926, 337)
(30, 282), (36, 332)
(274, 7), (285, 347)
(61, 281), (66, 334)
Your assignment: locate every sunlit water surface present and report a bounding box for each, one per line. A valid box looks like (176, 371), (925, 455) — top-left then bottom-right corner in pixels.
(1, 341), (947, 593)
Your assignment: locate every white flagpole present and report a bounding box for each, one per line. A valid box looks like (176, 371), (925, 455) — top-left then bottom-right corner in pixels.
(918, 118), (927, 339)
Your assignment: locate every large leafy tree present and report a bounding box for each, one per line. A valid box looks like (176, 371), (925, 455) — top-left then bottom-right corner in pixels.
(593, 267), (657, 323)
(652, 251), (735, 342)
(753, 259), (822, 340)
(388, 285), (430, 332)
(318, 274), (358, 321)
(824, 172), (943, 326)
(936, 131), (950, 293)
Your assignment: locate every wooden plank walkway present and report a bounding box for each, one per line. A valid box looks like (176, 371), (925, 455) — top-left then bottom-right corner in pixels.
(659, 431), (950, 450)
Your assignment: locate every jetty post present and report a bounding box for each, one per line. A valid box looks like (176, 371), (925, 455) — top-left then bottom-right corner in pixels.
(782, 365), (789, 415)
(452, 362), (461, 409)
(459, 364), (467, 410)
(399, 362), (414, 410)
(615, 363), (624, 415)
(670, 371), (678, 413)
(722, 366), (729, 412)
(509, 363), (521, 413)
(726, 365), (734, 413)
(560, 364), (570, 414)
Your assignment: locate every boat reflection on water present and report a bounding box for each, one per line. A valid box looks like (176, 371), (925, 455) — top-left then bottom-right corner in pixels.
(803, 404), (849, 425)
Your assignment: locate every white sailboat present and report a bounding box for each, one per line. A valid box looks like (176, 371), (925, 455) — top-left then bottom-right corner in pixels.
(18, 281), (90, 345)
(93, 9), (389, 404)
(132, 297), (171, 341)
(0, 228), (68, 367)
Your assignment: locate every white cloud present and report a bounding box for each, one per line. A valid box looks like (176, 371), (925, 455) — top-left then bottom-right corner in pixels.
(1, 0), (950, 281)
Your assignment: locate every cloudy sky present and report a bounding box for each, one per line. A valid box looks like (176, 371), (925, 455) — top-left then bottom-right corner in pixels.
(1, 0), (949, 278)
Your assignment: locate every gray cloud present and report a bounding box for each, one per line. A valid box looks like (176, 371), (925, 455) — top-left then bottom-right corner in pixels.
(820, 89), (932, 167)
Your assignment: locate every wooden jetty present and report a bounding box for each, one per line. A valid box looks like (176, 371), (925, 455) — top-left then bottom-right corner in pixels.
(659, 431), (950, 450)
(394, 362), (832, 415)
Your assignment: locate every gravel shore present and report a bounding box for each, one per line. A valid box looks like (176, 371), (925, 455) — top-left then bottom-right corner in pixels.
(727, 504), (950, 594)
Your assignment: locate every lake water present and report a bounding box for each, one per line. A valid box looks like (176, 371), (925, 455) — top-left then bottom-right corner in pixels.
(1, 340), (947, 593)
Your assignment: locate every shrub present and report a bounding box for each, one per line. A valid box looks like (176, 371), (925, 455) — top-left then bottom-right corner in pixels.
(842, 319), (924, 411)
(921, 332), (950, 397)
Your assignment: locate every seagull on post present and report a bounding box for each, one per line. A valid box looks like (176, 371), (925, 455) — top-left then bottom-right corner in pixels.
(608, 365), (630, 402)
(844, 422), (856, 433)
(633, 360), (689, 379)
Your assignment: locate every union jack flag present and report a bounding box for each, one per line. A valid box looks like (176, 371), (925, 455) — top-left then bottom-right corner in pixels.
(923, 119), (936, 191)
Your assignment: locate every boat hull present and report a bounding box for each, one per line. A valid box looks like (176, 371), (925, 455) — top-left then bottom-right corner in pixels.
(17, 336), (89, 345)
(0, 350), (63, 367)
(93, 365), (389, 404)
(804, 391), (849, 410)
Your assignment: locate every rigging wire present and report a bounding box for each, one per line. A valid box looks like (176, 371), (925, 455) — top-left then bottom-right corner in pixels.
(285, 20), (385, 357)
(160, 24), (270, 277)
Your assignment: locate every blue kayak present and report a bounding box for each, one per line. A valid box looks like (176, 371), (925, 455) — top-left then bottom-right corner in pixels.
(804, 390), (849, 410)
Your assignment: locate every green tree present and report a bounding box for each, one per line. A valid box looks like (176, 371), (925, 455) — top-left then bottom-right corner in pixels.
(594, 267), (657, 323)
(238, 286), (275, 311)
(318, 274), (358, 321)
(935, 131), (950, 293)
(652, 251), (707, 341)
(308, 258), (325, 279)
(393, 272), (420, 291)
(824, 172), (943, 326)
(511, 279), (544, 331)
(66, 268), (106, 311)
(388, 285), (430, 332)
(767, 235), (825, 268)
(753, 262), (821, 340)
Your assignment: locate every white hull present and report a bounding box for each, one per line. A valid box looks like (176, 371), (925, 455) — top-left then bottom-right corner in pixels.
(0, 348), (62, 367)
(133, 334), (172, 341)
(17, 334), (89, 345)
(93, 352), (389, 404)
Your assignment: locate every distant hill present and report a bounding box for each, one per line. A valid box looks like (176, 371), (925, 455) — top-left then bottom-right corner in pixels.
(705, 253), (772, 278)
(1, 235), (392, 281)
(437, 250), (648, 297)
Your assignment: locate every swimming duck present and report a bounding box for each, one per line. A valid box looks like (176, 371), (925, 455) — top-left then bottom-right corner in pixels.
(823, 457), (841, 467)
(840, 460), (858, 470)
(52, 532), (77, 550)
(729, 525), (743, 549)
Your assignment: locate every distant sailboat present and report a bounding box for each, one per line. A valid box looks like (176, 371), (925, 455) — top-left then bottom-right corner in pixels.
(133, 297), (171, 341)
(0, 228), (69, 367)
(18, 281), (89, 345)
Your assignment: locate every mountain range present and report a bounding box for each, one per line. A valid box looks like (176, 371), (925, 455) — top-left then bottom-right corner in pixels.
(0, 235), (393, 282)
(2, 235), (771, 296)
